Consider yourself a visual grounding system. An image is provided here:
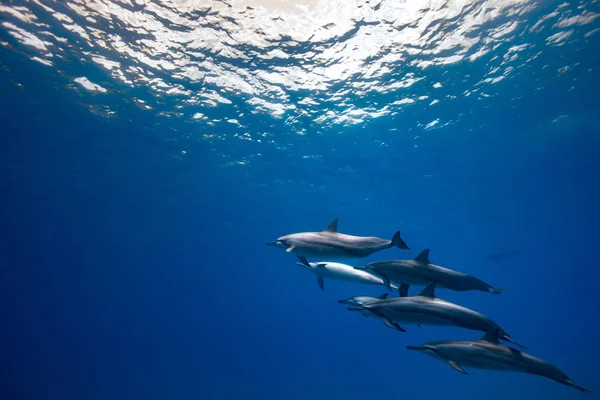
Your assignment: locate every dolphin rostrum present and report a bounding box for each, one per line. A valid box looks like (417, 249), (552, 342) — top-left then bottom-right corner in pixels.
(347, 282), (524, 347)
(407, 329), (589, 392)
(266, 217), (409, 260)
(338, 293), (390, 318)
(355, 249), (507, 294)
(296, 257), (400, 291)
(338, 287), (420, 326)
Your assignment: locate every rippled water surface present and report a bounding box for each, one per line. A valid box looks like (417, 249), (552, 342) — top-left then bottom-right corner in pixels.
(2, 1), (598, 133)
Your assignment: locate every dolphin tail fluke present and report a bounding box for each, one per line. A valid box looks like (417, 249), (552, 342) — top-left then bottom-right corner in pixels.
(575, 384), (590, 393)
(391, 231), (410, 250)
(566, 380), (590, 393)
(504, 335), (526, 349)
(490, 287), (511, 294)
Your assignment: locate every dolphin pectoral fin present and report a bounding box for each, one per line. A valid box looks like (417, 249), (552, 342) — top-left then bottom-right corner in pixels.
(286, 245), (295, 253)
(381, 318), (406, 332)
(297, 256), (311, 267)
(399, 283), (410, 297)
(448, 361), (468, 375)
(317, 276), (324, 291)
(380, 274), (392, 291)
(391, 231), (410, 250)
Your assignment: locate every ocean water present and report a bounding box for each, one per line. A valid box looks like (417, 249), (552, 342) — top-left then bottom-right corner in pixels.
(1, 1), (599, 399)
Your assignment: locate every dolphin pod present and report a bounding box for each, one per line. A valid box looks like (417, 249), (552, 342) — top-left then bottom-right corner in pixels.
(266, 217), (588, 393)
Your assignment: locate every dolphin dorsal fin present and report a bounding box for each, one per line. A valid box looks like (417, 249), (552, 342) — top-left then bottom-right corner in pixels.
(323, 218), (339, 233)
(480, 329), (501, 343)
(378, 293), (389, 300)
(418, 281), (436, 298)
(414, 249), (431, 264)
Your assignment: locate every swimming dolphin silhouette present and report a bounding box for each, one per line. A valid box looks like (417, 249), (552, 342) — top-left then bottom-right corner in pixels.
(407, 329), (588, 392)
(347, 282), (523, 347)
(356, 249), (508, 294)
(266, 218), (409, 260)
(295, 256), (400, 291)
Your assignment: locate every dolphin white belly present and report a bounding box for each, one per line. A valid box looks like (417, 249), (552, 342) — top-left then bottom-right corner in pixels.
(297, 260), (397, 291)
(318, 262), (385, 284)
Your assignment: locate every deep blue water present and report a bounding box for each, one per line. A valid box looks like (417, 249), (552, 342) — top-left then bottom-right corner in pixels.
(1, 1), (600, 399)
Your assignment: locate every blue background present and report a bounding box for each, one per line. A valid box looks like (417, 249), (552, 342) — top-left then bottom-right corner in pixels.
(1, 2), (600, 400)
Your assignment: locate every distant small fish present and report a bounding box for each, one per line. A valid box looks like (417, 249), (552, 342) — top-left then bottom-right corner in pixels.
(485, 249), (523, 262)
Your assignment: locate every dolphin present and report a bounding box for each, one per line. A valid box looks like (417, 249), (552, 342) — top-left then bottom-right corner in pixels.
(266, 217), (409, 260)
(346, 282), (524, 348)
(355, 249), (507, 294)
(296, 257), (400, 291)
(407, 329), (589, 392)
